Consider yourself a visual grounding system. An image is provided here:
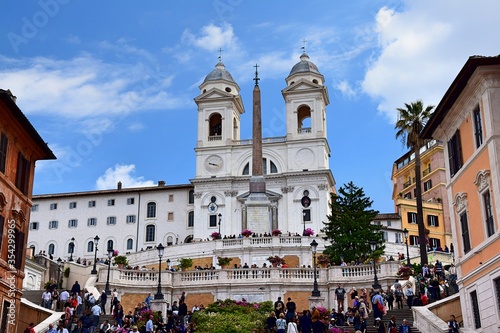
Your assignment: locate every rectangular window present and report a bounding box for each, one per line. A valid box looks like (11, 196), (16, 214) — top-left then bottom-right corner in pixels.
(407, 212), (417, 224)
(13, 229), (24, 269)
(168, 194), (174, 202)
(68, 219), (78, 228)
(387, 221), (392, 227)
(167, 212), (174, 221)
(88, 218), (97, 226)
(209, 215), (217, 227)
(107, 216), (116, 225)
(49, 220), (58, 229)
(303, 209), (311, 222)
(494, 277), (500, 314)
(382, 231), (388, 241)
(448, 130), (463, 177)
(395, 233), (402, 244)
(50, 203), (57, 210)
(470, 290), (481, 329)
(126, 215), (136, 224)
(403, 192), (412, 199)
(107, 199), (115, 206)
(0, 216), (3, 250)
(188, 211), (194, 228)
(473, 106), (483, 148)
(29, 222), (39, 230)
(127, 197), (135, 205)
(69, 202), (77, 209)
(409, 235), (419, 245)
(423, 180), (432, 192)
(0, 132), (7, 174)
(374, 221), (381, 226)
(88, 200), (96, 208)
(460, 212), (471, 254)
(483, 191), (495, 237)
(15, 152), (30, 195)
(31, 204), (39, 212)
(427, 215), (439, 227)
(429, 238), (441, 249)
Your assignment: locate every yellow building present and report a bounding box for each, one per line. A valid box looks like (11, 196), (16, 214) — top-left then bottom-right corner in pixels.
(422, 55), (500, 332)
(392, 140), (452, 254)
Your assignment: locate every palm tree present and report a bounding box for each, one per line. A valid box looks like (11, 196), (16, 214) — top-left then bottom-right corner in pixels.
(395, 100), (434, 266)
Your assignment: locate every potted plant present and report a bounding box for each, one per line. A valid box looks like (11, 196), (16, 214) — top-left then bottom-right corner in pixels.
(267, 255), (285, 267)
(179, 258), (193, 271)
(303, 228), (315, 236)
(211, 231), (221, 240)
(396, 265), (413, 279)
(317, 254), (330, 268)
(217, 256), (232, 268)
(272, 229), (281, 236)
(241, 229), (253, 237)
(113, 255), (128, 268)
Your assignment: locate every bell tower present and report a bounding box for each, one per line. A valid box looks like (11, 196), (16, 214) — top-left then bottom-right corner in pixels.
(195, 61), (244, 148)
(282, 52), (329, 141)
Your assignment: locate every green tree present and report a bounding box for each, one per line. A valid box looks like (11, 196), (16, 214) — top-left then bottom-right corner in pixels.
(395, 100), (434, 265)
(321, 181), (383, 264)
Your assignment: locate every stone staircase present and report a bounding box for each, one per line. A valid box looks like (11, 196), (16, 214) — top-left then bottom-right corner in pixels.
(365, 307), (421, 333)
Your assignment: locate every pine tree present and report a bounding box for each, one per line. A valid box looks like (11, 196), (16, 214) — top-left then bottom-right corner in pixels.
(321, 181), (383, 264)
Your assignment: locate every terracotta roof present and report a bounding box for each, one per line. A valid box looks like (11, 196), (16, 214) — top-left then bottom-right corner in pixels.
(422, 55), (500, 138)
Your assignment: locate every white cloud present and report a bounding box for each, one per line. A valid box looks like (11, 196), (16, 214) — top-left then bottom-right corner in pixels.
(0, 55), (185, 119)
(362, 0), (500, 122)
(95, 164), (155, 190)
(182, 23), (237, 52)
(334, 80), (357, 98)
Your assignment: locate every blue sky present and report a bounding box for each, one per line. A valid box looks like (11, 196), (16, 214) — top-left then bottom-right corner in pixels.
(1, 0), (499, 213)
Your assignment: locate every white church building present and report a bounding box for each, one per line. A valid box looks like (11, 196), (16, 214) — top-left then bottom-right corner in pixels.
(27, 52), (336, 261)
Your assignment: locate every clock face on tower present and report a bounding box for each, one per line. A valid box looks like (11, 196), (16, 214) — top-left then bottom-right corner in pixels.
(204, 155), (223, 173)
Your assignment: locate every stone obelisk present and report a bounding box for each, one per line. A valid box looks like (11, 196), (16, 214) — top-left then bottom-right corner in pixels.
(246, 64), (271, 234)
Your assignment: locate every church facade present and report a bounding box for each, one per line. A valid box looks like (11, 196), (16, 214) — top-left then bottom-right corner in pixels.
(27, 53), (336, 261)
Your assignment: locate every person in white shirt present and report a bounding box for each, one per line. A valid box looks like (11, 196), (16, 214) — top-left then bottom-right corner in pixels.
(41, 289), (52, 309)
(59, 290), (70, 304)
(191, 304), (200, 313)
(91, 303), (102, 330)
(287, 318), (298, 333)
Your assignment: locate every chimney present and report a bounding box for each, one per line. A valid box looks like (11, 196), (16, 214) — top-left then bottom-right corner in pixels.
(158, 180), (166, 187)
(117, 181), (122, 190)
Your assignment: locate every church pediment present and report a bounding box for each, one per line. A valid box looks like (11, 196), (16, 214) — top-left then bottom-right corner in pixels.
(195, 87), (235, 101)
(282, 78), (322, 93)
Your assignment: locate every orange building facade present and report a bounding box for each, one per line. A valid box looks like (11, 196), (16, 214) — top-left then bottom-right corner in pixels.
(0, 89), (55, 333)
(392, 140), (452, 255)
(422, 56), (500, 332)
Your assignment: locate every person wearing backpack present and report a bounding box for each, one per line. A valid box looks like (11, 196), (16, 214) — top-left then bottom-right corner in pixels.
(276, 313), (286, 333)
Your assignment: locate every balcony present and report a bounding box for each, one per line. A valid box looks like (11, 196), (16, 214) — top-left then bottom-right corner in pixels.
(297, 127), (311, 134)
(403, 180), (412, 188)
(422, 167), (431, 177)
(208, 135), (222, 142)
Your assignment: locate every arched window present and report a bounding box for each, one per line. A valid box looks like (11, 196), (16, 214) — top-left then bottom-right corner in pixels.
(126, 238), (133, 250)
(145, 225), (156, 242)
(188, 190), (194, 204)
(167, 235), (174, 246)
(48, 243), (55, 255)
(107, 240), (114, 251)
(87, 241), (94, 253)
(209, 113), (222, 136)
(297, 105), (312, 134)
(188, 211), (194, 228)
(67, 242), (74, 254)
(242, 158), (279, 175)
(147, 202), (156, 218)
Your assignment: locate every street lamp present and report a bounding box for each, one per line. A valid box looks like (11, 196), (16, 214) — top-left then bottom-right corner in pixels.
(310, 239), (320, 297)
(155, 243), (165, 299)
(105, 246), (113, 295)
(91, 235), (100, 274)
(403, 228), (411, 267)
(218, 213), (222, 239)
(69, 237), (75, 262)
(56, 257), (62, 289)
(369, 241), (381, 290)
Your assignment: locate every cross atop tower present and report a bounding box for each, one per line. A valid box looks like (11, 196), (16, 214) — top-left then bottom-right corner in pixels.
(253, 63), (260, 85)
(218, 48), (223, 62)
(301, 39), (307, 53)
